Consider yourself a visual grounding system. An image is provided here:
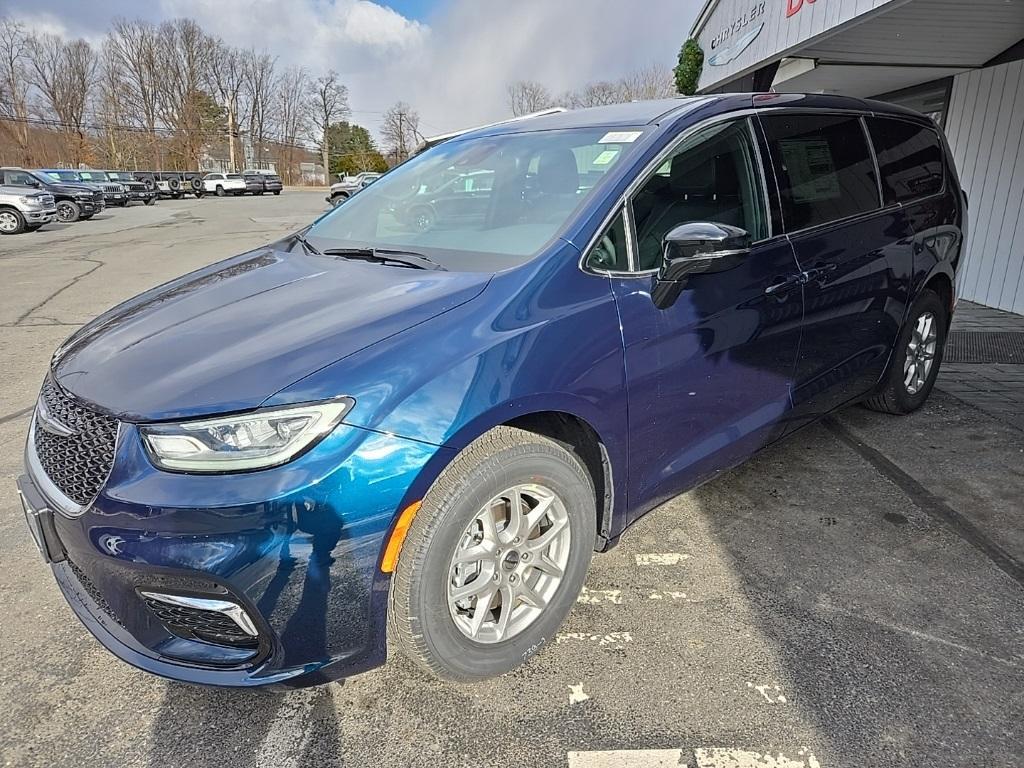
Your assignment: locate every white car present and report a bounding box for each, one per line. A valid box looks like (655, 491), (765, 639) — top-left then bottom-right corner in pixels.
(202, 172), (247, 197)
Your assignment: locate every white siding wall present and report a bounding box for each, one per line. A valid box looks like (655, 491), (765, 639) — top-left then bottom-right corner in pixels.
(694, 0), (900, 92)
(945, 59), (1024, 314)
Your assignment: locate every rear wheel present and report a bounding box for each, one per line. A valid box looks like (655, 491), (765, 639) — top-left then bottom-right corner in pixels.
(273, 190), (281, 195)
(389, 426), (595, 681)
(864, 289), (948, 415)
(0, 208), (26, 234)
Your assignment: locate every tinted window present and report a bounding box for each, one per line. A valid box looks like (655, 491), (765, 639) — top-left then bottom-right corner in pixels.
(632, 119), (767, 271)
(585, 209), (629, 271)
(6, 170), (38, 186)
(867, 117), (944, 204)
(760, 114), (880, 232)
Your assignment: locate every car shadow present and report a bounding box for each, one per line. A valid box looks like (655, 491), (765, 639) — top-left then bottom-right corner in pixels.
(685, 412), (1024, 760)
(145, 681), (344, 767)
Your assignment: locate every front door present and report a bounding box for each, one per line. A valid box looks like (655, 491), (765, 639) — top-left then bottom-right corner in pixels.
(594, 118), (805, 518)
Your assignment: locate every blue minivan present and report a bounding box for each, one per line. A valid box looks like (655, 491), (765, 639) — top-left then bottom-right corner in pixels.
(18, 94), (965, 687)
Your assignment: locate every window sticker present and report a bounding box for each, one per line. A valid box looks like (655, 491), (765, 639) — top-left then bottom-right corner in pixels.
(599, 131), (642, 144)
(779, 138), (840, 202)
(592, 149), (620, 166)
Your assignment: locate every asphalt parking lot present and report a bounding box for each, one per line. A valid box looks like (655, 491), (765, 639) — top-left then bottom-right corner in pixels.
(1, 191), (1022, 768)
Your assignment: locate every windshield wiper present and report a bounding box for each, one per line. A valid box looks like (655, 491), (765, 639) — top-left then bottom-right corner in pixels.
(294, 231), (321, 255)
(321, 247), (447, 271)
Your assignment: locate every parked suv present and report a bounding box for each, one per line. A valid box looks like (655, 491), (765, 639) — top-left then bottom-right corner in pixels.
(1, 167), (104, 222)
(240, 170), (283, 196)
(71, 170), (129, 207)
(133, 171), (205, 199)
(327, 171), (380, 206)
(203, 172), (247, 197)
(0, 184), (56, 233)
(17, 94), (964, 688)
(100, 172), (157, 205)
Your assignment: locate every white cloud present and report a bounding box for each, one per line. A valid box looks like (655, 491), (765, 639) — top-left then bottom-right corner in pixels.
(9, 0), (699, 138)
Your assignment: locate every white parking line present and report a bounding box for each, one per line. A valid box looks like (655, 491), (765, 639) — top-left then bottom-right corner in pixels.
(556, 631), (633, 647)
(635, 553), (690, 566)
(567, 748), (822, 768)
(694, 747), (821, 767)
(568, 749), (684, 767)
(577, 586), (623, 604)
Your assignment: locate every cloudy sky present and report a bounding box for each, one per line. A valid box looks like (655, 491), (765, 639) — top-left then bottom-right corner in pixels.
(4, 0), (700, 138)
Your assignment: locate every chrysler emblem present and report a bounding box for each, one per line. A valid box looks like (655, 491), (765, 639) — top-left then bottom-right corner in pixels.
(36, 398), (76, 437)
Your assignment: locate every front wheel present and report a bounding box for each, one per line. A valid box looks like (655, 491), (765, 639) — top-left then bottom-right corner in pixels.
(215, 185), (225, 197)
(55, 200), (80, 223)
(864, 289), (948, 415)
(389, 426), (596, 681)
(273, 190), (281, 195)
(143, 197), (156, 206)
(0, 208), (26, 234)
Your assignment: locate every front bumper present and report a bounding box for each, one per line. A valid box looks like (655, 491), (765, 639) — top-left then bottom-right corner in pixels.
(76, 197), (103, 214)
(25, 207), (56, 223)
(127, 190), (156, 202)
(20, 416), (446, 688)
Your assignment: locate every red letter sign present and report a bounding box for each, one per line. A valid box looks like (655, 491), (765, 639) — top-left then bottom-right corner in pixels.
(787, 0), (816, 18)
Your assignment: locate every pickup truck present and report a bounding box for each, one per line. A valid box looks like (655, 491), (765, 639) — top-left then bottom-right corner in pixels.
(1, 167), (104, 222)
(0, 184), (57, 234)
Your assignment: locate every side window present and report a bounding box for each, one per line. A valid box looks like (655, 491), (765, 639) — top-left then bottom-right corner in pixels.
(866, 117), (944, 204)
(6, 171), (35, 186)
(585, 209), (629, 272)
(760, 114), (880, 232)
(631, 120), (767, 271)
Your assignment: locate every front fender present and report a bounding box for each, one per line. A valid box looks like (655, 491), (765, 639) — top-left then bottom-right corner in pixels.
(265, 245), (629, 535)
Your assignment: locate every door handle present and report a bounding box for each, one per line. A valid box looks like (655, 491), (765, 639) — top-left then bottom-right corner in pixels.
(765, 273), (804, 296)
(801, 263), (837, 285)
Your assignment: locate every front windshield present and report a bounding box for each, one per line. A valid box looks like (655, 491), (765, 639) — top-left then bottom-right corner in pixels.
(78, 171), (109, 182)
(46, 171), (81, 182)
(306, 126), (643, 269)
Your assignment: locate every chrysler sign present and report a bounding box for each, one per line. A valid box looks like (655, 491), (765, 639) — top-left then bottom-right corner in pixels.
(708, 2), (766, 66)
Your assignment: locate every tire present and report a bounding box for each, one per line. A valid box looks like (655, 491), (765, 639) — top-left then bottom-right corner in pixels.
(389, 426), (596, 682)
(143, 197), (156, 206)
(0, 208), (26, 234)
(273, 190), (281, 195)
(194, 191), (204, 199)
(215, 185), (225, 197)
(330, 193), (348, 207)
(55, 200), (80, 223)
(408, 205), (435, 232)
(863, 289), (948, 415)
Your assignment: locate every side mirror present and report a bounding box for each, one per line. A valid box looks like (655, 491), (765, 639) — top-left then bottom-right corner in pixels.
(652, 222), (751, 309)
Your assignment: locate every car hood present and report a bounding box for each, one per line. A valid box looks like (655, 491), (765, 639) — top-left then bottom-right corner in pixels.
(52, 182), (99, 194)
(52, 244), (492, 421)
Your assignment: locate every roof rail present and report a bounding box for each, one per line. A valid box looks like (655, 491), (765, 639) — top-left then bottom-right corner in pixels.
(414, 107), (568, 155)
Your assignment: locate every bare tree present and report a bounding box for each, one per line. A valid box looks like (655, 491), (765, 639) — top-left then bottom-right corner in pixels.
(243, 50), (277, 169)
(561, 81), (619, 109)
(27, 33), (99, 165)
(617, 63), (676, 101)
(380, 101), (420, 163)
(308, 70), (349, 178)
(274, 65), (309, 183)
(507, 80), (553, 117)
(0, 19), (33, 164)
(208, 39), (246, 170)
(106, 19), (162, 165)
(155, 18), (216, 169)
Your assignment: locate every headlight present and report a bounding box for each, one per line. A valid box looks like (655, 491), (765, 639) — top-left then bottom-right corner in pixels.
(140, 399), (353, 472)
(18, 196), (42, 207)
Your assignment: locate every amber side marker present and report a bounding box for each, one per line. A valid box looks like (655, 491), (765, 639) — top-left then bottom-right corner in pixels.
(380, 500), (422, 573)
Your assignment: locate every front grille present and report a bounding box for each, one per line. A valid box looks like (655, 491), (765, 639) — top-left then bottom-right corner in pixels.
(143, 597), (258, 648)
(33, 376), (119, 506)
(39, 194), (54, 207)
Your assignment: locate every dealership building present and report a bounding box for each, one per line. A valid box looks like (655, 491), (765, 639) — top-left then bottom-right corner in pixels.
(690, 0), (1024, 315)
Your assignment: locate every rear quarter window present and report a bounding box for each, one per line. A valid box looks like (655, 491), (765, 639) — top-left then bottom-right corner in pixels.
(760, 113), (881, 232)
(866, 116), (944, 204)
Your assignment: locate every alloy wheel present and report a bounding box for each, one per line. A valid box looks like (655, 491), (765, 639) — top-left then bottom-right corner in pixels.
(904, 311), (938, 395)
(56, 203), (75, 222)
(0, 211), (19, 232)
(447, 483), (571, 644)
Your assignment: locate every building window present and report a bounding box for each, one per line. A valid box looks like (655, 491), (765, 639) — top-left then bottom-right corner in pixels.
(872, 78), (953, 128)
